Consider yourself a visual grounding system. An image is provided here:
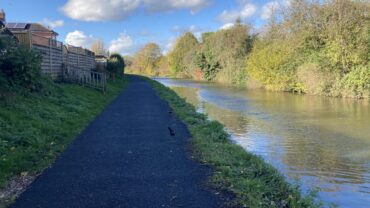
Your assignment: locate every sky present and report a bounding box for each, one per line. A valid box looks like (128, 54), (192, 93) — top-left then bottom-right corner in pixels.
(0, 0), (289, 55)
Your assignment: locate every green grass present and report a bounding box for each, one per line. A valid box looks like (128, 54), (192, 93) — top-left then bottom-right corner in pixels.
(0, 77), (128, 187)
(146, 77), (321, 208)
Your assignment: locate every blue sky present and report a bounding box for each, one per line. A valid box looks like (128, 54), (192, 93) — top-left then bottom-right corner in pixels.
(0, 0), (287, 55)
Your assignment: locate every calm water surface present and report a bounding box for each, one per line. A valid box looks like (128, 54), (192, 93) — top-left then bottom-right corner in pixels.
(154, 77), (370, 207)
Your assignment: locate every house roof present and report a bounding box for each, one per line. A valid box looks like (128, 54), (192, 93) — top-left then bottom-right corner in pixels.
(0, 21), (16, 38)
(5, 22), (58, 36)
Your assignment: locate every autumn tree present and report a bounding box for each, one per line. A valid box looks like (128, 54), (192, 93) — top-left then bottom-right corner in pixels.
(156, 56), (171, 76)
(133, 43), (162, 75)
(197, 21), (253, 83)
(91, 40), (106, 56)
(168, 32), (199, 77)
(246, 0), (370, 98)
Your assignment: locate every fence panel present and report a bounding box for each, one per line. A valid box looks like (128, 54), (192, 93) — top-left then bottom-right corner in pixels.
(32, 43), (64, 77)
(12, 31), (31, 48)
(11, 31), (98, 80)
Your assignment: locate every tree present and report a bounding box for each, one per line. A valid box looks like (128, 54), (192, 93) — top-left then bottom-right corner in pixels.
(198, 21), (253, 84)
(168, 32), (199, 77)
(246, 0), (370, 98)
(123, 55), (134, 73)
(156, 56), (171, 76)
(194, 50), (220, 81)
(91, 40), (106, 56)
(107, 53), (125, 79)
(132, 43), (162, 75)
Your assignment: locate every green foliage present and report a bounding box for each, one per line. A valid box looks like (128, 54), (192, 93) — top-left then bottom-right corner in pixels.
(296, 63), (336, 95)
(0, 37), (43, 92)
(126, 0), (368, 99)
(128, 43), (162, 76)
(107, 53), (125, 79)
(147, 77), (321, 208)
(169, 32), (199, 77)
(0, 77), (128, 189)
(246, 40), (299, 91)
(246, 0), (370, 98)
(200, 23), (253, 84)
(194, 50), (220, 81)
(340, 65), (370, 99)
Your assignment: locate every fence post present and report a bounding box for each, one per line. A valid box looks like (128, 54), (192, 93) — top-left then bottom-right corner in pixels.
(77, 51), (80, 68)
(49, 39), (53, 77)
(28, 31), (32, 49)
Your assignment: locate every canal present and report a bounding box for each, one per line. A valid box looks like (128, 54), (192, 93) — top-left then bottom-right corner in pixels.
(155, 77), (370, 207)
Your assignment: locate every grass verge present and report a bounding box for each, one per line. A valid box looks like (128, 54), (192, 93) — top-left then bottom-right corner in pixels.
(146, 77), (321, 208)
(0, 77), (128, 205)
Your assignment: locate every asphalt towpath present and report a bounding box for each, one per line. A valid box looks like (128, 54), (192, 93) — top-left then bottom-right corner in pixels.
(12, 75), (227, 208)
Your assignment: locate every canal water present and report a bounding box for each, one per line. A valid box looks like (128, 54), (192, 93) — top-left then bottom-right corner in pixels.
(154, 77), (370, 207)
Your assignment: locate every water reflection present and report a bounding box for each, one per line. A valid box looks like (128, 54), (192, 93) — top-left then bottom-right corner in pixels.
(155, 78), (370, 207)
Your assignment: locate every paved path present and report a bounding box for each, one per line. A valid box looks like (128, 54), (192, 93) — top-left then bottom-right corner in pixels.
(12, 76), (226, 208)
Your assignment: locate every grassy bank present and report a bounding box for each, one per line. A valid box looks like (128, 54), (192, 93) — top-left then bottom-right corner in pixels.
(0, 78), (127, 201)
(147, 77), (321, 208)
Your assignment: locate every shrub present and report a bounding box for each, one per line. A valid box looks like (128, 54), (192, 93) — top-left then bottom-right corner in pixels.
(246, 40), (298, 91)
(0, 37), (43, 92)
(297, 63), (336, 95)
(107, 53), (125, 79)
(200, 23), (253, 84)
(340, 65), (370, 99)
(194, 50), (220, 81)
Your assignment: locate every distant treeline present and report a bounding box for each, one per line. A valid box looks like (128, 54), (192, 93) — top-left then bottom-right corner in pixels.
(126, 0), (369, 99)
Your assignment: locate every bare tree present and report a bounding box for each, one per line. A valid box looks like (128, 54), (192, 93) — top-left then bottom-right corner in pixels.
(91, 40), (106, 56)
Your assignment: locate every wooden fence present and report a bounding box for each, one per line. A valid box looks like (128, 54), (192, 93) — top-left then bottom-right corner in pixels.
(63, 65), (107, 92)
(12, 31), (97, 79)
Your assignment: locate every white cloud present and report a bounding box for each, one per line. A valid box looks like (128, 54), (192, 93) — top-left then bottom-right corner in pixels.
(220, 23), (234, 30)
(219, 3), (256, 24)
(261, 0), (291, 20)
(62, 0), (141, 22)
(65, 30), (95, 48)
(108, 33), (135, 55)
(171, 25), (206, 39)
(143, 0), (210, 14)
(261, 1), (280, 19)
(172, 25), (197, 33)
(162, 36), (177, 55)
(61, 0), (210, 22)
(40, 18), (64, 29)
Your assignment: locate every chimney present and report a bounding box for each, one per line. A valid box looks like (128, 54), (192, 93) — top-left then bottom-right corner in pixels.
(0, 9), (5, 23)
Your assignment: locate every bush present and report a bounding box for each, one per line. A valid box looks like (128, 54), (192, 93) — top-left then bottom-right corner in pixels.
(246, 40), (298, 91)
(340, 65), (370, 99)
(297, 63), (336, 95)
(107, 53), (125, 79)
(194, 50), (220, 81)
(0, 37), (43, 92)
(199, 23), (253, 84)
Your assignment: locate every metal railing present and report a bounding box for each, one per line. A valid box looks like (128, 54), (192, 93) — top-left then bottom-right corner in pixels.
(63, 65), (107, 92)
